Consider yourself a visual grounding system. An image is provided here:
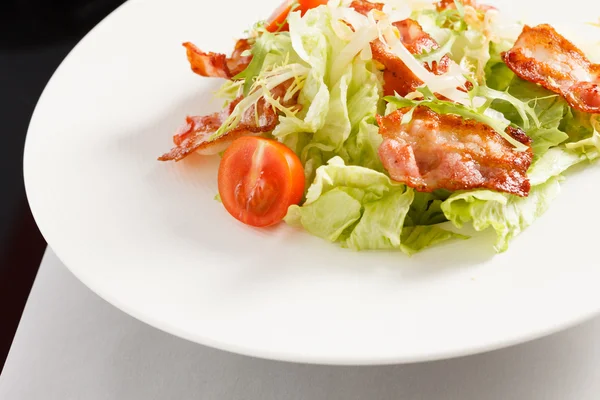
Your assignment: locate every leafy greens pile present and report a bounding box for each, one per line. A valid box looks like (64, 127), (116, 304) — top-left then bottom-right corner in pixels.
(216, 0), (600, 254)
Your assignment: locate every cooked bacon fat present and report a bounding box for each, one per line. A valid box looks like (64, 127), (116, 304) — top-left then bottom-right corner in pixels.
(377, 107), (533, 196)
(503, 24), (600, 114)
(183, 39), (252, 79)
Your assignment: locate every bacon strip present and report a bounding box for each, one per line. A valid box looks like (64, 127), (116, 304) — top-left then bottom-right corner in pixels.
(183, 39), (252, 79)
(377, 107), (533, 196)
(349, 2), (452, 96)
(158, 96), (277, 161)
(159, 82), (298, 161)
(349, 0), (383, 15)
(503, 24), (600, 114)
(436, 0), (496, 12)
(371, 19), (452, 96)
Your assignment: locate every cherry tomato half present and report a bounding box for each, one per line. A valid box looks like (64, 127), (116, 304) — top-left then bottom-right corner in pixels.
(218, 137), (305, 227)
(266, 0), (329, 32)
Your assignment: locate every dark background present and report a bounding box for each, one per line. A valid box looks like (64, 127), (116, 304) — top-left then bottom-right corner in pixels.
(0, 0), (127, 373)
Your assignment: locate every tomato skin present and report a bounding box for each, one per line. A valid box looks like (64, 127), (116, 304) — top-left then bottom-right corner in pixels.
(218, 137), (305, 227)
(266, 0), (329, 32)
(266, 1), (294, 33)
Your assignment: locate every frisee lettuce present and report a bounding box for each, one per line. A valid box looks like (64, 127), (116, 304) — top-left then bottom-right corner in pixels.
(234, 31), (296, 96)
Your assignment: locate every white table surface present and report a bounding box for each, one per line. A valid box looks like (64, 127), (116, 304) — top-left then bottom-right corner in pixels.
(2, 249), (600, 400)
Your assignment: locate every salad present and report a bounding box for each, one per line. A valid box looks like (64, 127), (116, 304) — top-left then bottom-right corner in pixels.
(159, 0), (600, 254)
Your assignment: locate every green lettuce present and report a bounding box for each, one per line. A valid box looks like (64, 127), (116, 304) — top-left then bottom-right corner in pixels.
(234, 32), (299, 96)
(267, 7), (383, 186)
(406, 192), (449, 227)
(401, 225), (468, 256)
(213, 3), (600, 255)
(565, 118), (600, 161)
(562, 108), (595, 143)
(441, 144), (586, 252)
(527, 146), (585, 185)
(272, 8), (331, 145)
(414, 2), (501, 83)
(286, 157), (465, 253)
(344, 117), (384, 172)
(441, 65), (591, 252)
(484, 41), (515, 91)
(491, 78), (569, 157)
(441, 177), (561, 252)
(414, 5), (467, 41)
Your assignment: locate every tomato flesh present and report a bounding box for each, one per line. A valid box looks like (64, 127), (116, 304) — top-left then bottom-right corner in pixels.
(266, 0), (329, 32)
(218, 137), (305, 227)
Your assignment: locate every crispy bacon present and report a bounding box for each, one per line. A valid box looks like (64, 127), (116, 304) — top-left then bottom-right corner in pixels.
(350, 1), (452, 95)
(158, 96), (277, 161)
(370, 19), (452, 96)
(377, 107), (533, 196)
(159, 82), (297, 161)
(349, 0), (383, 15)
(436, 0), (496, 12)
(183, 39), (252, 79)
(503, 24), (600, 114)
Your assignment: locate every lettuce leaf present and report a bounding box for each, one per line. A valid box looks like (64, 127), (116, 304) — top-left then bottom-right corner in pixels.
(414, 4), (499, 83)
(527, 146), (585, 185)
(484, 41), (515, 91)
(297, 58), (382, 185)
(286, 157), (465, 253)
(286, 188), (362, 242)
(270, 7), (383, 185)
(562, 108), (594, 143)
(441, 144), (586, 252)
(565, 121), (600, 161)
(344, 117), (384, 172)
(344, 188), (415, 250)
(406, 192), (449, 227)
(401, 225), (468, 256)
(491, 78), (569, 157)
(441, 177), (561, 252)
(451, 71), (593, 252)
(273, 9), (332, 145)
(234, 32), (298, 96)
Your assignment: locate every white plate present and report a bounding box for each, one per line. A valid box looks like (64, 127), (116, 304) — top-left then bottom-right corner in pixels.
(24, 0), (600, 365)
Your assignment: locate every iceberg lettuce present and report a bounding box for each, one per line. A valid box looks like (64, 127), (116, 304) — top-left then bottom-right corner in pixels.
(441, 177), (561, 252)
(286, 158), (466, 253)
